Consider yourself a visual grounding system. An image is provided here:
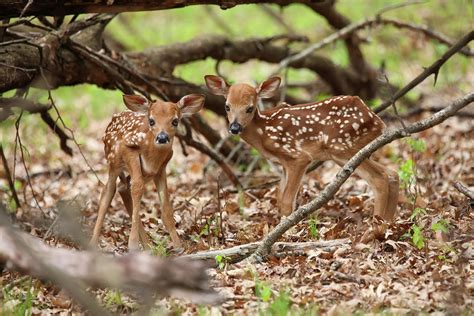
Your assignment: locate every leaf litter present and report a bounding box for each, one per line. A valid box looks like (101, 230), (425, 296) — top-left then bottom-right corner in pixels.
(0, 107), (473, 314)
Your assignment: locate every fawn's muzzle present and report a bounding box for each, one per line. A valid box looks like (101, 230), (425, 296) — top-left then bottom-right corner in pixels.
(229, 122), (242, 135)
(156, 132), (170, 144)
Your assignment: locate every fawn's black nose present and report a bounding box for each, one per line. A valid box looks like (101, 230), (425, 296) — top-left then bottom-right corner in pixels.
(156, 132), (170, 144)
(229, 122), (242, 135)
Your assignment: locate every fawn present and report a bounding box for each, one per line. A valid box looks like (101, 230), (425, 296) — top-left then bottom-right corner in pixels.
(205, 75), (398, 225)
(90, 94), (205, 250)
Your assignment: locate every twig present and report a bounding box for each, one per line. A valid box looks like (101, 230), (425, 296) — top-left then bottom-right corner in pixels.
(68, 40), (168, 100)
(0, 145), (21, 208)
(203, 6), (234, 35)
(259, 4), (297, 35)
(39, 111), (73, 156)
(47, 91), (103, 185)
(181, 120), (242, 188)
(273, 19), (473, 76)
(0, 17), (34, 28)
(374, 31), (474, 113)
(453, 181), (474, 200)
(66, 43), (136, 95)
(375, 0), (427, 16)
(374, 18), (473, 57)
(14, 111), (43, 212)
(0, 38), (28, 47)
(250, 92), (474, 261)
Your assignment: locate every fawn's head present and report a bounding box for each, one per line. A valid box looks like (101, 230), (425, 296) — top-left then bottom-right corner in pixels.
(205, 75), (281, 135)
(123, 94), (205, 145)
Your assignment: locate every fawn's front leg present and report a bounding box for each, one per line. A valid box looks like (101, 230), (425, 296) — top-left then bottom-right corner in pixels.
(90, 169), (120, 247)
(154, 170), (182, 248)
(279, 161), (309, 216)
(127, 156), (145, 251)
(118, 173), (152, 250)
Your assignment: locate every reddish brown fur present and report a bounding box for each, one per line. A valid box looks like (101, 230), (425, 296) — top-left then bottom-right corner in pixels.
(90, 95), (204, 251)
(205, 75), (398, 236)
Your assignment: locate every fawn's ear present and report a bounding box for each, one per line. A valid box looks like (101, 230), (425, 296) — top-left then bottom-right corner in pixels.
(204, 75), (229, 96)
(256, 77), (281, 99)
(123, 95), (149, 112)
(178, 94), (205, 117)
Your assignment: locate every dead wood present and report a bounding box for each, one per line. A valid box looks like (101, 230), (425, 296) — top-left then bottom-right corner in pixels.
(0, 222), (220, 304)
(453, 181), (474, 201)
(0, 20), (369, 115)
(0, 1), (326, 19)
(183, 238), (350, 265)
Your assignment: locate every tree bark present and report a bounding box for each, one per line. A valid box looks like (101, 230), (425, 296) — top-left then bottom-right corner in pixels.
(0, 224), (220, 304)
(0, 22), (362, 116)
(0, 1), (324, 18)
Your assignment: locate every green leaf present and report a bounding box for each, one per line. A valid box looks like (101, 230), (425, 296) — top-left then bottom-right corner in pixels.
(398, 159), (416, 188)
(308, 217), (319, 239)
(431, 219), (449, 233)
(409, 207), (427, 221)
(269, 290), (291, 316)
(411, 225), (425, 249)
(407, 137), (427, 153)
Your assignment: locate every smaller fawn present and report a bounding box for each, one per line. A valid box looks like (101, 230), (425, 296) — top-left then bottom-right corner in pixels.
(205, 75), (398, 229)
(90, 94), (205, 250)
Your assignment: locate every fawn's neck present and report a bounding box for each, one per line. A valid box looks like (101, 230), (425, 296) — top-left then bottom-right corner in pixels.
(240, 109), (268, 153)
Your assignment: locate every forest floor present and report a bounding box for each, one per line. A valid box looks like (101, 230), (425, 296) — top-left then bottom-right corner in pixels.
(1, 94), (473, 315)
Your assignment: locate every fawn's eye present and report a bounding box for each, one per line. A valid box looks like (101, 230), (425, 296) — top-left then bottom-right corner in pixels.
(225, 105), (230, 112)
(172, 118), (179, 127)
(246, 106), (254, 113)
(149, 118), (155, 126)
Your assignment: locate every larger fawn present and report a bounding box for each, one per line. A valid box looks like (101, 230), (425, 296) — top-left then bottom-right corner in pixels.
(90, 94), (205, 250)
(205, 75), (398, 226)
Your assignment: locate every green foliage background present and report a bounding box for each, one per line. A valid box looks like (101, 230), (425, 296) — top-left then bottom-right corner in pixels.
(0, 0), (471, 147)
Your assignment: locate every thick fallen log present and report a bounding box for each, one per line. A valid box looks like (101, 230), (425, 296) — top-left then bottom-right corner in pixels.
(0, 224), (220, 305)
(183, 238), (350, 264)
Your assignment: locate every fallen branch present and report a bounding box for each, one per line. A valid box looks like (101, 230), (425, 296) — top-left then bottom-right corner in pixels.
(250, 91), (474, 261)
(183, 238), (350, 265)
(0, 217), (221, 305)
(453, 181), (474, 201)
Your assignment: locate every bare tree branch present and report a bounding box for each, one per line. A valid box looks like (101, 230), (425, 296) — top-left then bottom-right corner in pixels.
(274, 21), (473, 76)
(374, 31), (474, 113)
(181, 121), (242, 188)
(453, 181), (474, 201)
(0, 210), (221, 306)
(183, 238), (350, 265)
(0, 1), (326, 19)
